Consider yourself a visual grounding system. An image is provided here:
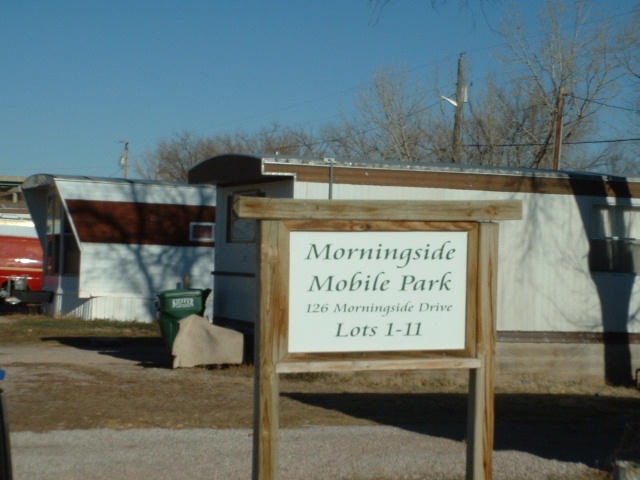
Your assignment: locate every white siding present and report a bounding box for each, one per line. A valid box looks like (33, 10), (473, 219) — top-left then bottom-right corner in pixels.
(293, 181), (640, 334)
(78, 244), (213, 297)
(55, 180), (216, 205)
(55, 243), (214, 322)
(47, 293), (158, 322)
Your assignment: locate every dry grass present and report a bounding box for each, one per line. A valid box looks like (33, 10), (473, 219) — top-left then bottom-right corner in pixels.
(1, 314), (640, 476)
(0, 314), (161, 345)
(1, 314), (640, 429)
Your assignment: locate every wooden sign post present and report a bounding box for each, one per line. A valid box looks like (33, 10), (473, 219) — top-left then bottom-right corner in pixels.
(234, 198), (522, 480)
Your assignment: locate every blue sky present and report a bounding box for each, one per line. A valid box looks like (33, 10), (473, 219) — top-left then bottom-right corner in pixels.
(1, 1), (636, 179)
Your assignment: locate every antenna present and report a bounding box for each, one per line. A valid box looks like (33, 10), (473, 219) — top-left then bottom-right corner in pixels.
(119, 141), (130, 179)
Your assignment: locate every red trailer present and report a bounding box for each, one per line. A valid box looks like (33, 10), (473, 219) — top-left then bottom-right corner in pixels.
(0, 215), (44, 296)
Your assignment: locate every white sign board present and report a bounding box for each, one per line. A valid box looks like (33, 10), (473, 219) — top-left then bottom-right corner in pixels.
(288, 230), (469, 353)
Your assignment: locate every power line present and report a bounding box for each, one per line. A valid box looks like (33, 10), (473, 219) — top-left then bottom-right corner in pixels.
(464, 138), (640, 148)
(566, 137), (640, 145)
(568, 93), (640, 114)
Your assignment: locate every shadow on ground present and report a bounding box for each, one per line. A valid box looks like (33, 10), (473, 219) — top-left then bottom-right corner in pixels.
(40, 336), (172, 368)
(18, 332), (638, 471)
(283, 391), (638, 469)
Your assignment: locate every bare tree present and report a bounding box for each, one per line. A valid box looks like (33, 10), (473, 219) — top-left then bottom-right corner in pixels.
(135, 131), (223, 181)
(135, 126), (326, 181)
(491, 0), (624, 170)
(612, 7), (640, 173)
(616, 7), (640, 94)
(138, 0), (637, 178)
(369, 0), (487, 18)
(328, 0), (629, 171)
(323, 67), (434, 162)
(245, 124), (325, 157)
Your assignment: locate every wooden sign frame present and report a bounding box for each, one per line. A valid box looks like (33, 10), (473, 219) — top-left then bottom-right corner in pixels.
(269, 220), (478, 368)
(233, 198), (522, 480)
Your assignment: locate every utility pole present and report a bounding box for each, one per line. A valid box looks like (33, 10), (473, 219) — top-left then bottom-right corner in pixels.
(452, 53), (465, 163)
(119, 141), (130, 179)
(553, 87), (565, 170)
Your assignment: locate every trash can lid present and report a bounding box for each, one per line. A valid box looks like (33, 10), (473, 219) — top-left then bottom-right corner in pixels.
(157, 288), (204, 298)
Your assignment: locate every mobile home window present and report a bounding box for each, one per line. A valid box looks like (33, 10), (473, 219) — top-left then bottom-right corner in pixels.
(45, 195), (80, 276)
(46, 195), (61, 275)
(190, 222), (215, 242)
(227, 190), (264, 243)
(590, 204), (640, 274)
(62, 215), (80, 275)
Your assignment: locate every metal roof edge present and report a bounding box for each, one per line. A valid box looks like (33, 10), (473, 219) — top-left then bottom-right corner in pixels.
(189, 151), (640, 187)
(258, 155), (639, 183)
(21, 174), (56, 190)
(189, 153), (296, 185)
(21, 173), (211, 190)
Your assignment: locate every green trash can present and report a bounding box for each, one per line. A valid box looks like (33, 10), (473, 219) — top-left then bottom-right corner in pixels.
(156, 288), (211, 351)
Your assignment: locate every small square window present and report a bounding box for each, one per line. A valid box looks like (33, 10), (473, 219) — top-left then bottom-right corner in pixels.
(227, 190), (264, 243)
(190, 222), (215, 242)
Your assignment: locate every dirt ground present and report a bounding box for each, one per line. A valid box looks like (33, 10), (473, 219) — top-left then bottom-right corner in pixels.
(1, 314), (640, 474)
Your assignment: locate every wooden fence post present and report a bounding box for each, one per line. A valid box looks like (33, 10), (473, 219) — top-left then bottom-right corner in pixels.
(466, 222), (498, 480)
(253, 220), (287, 480)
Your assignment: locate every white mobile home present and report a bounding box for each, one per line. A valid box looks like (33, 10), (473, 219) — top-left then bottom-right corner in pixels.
(22, 175), (216, 322)
(189, 153), (640, 384)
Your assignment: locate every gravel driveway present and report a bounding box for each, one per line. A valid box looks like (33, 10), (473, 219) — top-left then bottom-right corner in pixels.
(11, 425), (602, 480)
(2, 344), (618, 479)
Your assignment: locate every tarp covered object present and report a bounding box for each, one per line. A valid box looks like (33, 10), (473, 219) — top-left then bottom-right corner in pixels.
(172, 314), (243, 368)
